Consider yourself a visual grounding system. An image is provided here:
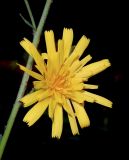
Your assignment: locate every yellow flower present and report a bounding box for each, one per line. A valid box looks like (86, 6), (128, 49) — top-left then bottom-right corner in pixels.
(18, 28), (112, 139)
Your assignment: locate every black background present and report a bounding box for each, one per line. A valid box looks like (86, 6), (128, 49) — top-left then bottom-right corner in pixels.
(0, 0), (128, 159)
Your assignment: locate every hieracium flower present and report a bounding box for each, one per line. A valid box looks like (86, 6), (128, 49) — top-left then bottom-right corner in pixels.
(18, 28), (112, 139)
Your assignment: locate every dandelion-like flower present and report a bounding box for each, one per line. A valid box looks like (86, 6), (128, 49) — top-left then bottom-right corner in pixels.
(18, 28), (112, 139)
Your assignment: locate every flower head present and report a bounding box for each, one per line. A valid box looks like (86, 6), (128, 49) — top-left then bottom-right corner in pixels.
(18, 28), (112, 139)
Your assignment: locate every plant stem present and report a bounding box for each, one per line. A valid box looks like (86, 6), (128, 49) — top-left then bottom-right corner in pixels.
(0, 0), (53, 159)
(33, 0), (53, 45)
(24, 0), (36, 31)
(19, 13), (35, 30)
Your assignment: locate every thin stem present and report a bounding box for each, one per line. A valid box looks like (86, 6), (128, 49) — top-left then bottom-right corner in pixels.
(19, 13), (36, 31)
(24, 0), (36, 31)
(33, 0), (53, 45)
(0, 0), (53, 159)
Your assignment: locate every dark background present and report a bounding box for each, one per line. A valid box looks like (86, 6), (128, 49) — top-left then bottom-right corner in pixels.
(0, 0), (128, 159)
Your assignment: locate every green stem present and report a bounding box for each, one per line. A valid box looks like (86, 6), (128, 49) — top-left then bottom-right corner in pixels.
(33, 0), (53, 45)
(0, 0), (53, 159)
(19, 13), (36, 30)
(24, 0), (36, 31)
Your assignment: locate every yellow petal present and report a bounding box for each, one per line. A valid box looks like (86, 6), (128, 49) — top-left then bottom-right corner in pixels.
(83, 84), (98, 89)
(20, 38), (46, 75)
(46, 52), (59, 78)
(48, 97), (56, 119)
(23, 98), (49, 126)
(33, 80), (47, 90)
(69, 60), (80, 73)
(20, 89), (51, 107)
(83, 93), (95, 103)
(41, 53), (48, 60)
(52, 104), (63, 139)
(68, 115), (79, 135)
(37, 89), (53, 101)
(62, 97), (74, 116)
(52, 52), (60, 73)
(20, 38), (34, 57)
(58, 39), (64, 66)
(69, 55), (92, 74)
(65, 35), (90, 66)
(76, 54), (92, 72)
(80, 54), (92, 66)
(84, 91), (112, 108)
(17, 64), (43, 80)
(72, 101), (90, 128)
(76, 59), (111, 78)
(68, 91), (85, 103)
(68, 83), (83, 91)
(20, 90), (42, 107)
(34, 65), (46, 76)
(67, 100), (79, 135)
(62, 28), (73, 61)
(70, 77), (85, 85)
(54, 91), (62, 104)
(44, 30), (56, 56)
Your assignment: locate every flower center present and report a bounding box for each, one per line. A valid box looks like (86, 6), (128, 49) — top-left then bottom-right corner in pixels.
(48, 71), (70, 92)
